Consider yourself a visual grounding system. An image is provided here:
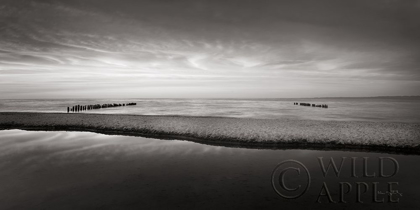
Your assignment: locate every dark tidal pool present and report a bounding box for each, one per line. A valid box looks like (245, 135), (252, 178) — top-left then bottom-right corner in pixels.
(0, 130), (419, 210)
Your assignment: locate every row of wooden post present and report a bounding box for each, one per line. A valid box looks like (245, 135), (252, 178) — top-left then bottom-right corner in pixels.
(294, 102), (328, 108)
(67, 103), (137, 113)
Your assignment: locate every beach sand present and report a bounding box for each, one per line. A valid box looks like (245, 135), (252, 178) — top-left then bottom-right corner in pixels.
(0, 112), (419, 154)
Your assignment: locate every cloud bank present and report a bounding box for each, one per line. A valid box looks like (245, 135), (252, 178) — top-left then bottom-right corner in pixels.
(0, 0), (419, 98)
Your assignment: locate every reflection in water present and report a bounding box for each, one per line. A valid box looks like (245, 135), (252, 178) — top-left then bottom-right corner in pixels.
(0, 129), (419, 210)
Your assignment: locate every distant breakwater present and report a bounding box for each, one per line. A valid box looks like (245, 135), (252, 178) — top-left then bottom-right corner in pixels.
(67, 103), (137, 113)
(294, 102), (328, 108)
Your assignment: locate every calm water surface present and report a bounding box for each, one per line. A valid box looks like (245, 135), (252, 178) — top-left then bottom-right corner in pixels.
(0, 130), (419, 209)
(1, 97), (420, 123)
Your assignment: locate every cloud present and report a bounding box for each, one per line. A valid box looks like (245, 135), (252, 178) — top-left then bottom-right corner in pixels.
(0, 0), (419, 98)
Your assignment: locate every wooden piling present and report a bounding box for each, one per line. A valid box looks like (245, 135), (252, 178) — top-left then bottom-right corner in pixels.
(67, 102), (138, 113)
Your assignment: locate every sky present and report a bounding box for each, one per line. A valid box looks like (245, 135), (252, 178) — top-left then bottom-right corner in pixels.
(0, 0), (419, 99)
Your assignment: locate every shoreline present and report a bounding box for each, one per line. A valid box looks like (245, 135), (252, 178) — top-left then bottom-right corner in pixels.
(1, 112), (419, 155)
(2, 126), (420, 155)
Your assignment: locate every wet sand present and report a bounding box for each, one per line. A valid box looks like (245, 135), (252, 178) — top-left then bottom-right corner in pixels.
(0, 130), (419, 210)
(0, 112), (419, 154)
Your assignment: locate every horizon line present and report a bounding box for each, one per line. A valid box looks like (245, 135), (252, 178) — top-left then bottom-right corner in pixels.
(1, 95), (420, 100)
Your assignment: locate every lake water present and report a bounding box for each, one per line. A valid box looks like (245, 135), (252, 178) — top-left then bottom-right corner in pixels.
(0, 129), (419, 209)
(1, 97), (420, 123)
